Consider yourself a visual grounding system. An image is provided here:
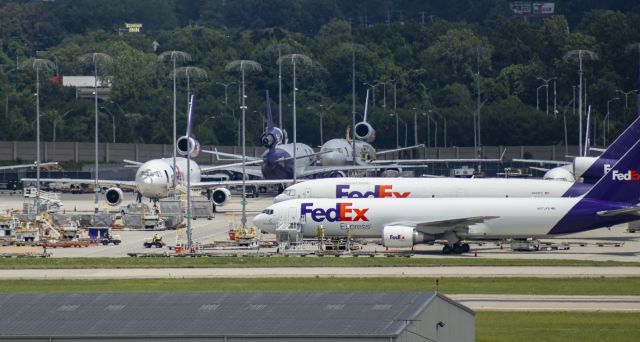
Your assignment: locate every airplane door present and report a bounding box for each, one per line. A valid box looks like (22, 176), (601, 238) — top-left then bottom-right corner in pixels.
(304, 188), (311, 198)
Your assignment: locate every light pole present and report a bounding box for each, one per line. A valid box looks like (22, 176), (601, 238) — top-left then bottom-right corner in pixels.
(615, 89), (638, 109)
(21, 57), (54, 217)
(393, 81), (398, 148)
(428, 114), (438, 148)
(266, 43), (293, 129)
(44, 110), (72, 160)
(340, 42), (367, 165)
(536, 84), (546, 112)
(363, 81), (380, 107)
(375, 79), (387, 108)
(429, 110), (446, 147)
(604, 97), (620, 146)
(225, 60), (262, 228)
(79, 52), (112, 214)
(278, 53), (313, 183)
(537, 77), (556, 116)
(627, 42), (640, 117)
(412, 107), (420, 146)
(175, 66), (208, 110)
(565, 49), (598, 155)
(99, 107), (116, 143)
(215, 81), (236, 105)
(159, 50), (191, 199)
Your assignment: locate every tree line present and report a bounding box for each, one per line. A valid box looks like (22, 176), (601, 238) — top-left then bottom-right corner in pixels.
(0, 0), (639, 149)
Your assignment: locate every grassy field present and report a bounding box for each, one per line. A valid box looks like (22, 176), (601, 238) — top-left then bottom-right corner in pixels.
(477, 311), (640, 342)
(0, 256), (639, 268)
(1, 277), (640, 295)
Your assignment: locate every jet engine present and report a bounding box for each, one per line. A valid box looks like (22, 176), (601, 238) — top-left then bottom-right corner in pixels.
(176, 136), (201, 158)
(211, 188), (231, 206)
(261, 127), (284, 148)
(354, 121), (376, 143)
(105, 187), (124, 206)
(382, 225), (432, 248)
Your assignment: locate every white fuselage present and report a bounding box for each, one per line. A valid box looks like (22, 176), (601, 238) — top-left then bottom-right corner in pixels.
(134, 157), (201, 199)
(254, 197), (580, 240)
(274, 177), (578, 203)
(319, 139), (376, 166)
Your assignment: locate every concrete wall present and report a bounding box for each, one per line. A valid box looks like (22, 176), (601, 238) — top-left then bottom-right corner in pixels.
(0, 141), (577, 164)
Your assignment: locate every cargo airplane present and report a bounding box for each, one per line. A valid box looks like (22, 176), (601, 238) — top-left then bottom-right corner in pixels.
(24, 99), (287, 209)
(255, 136), (640, 254)
(273, 114), (640, 203)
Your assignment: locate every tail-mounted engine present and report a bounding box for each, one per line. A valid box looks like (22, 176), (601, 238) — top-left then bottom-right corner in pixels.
(176, 136), (201, 158)
(261, 127), (284, 148)
(382, 225), (432, 248)
(210, 188), (231, 206)
(105, 187), (124, 206)
(354, 121), (376, 143)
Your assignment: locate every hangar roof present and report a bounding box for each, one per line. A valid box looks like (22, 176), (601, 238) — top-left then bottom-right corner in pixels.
(0, 292), (470, 338)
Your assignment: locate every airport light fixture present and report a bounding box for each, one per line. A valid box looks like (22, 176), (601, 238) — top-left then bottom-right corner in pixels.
(339, 42), (367, 165)
(215, 81), (236, 105)
(536, 84), (546, 112)
(374, 79), (387, 108)
(564, 49), (598, 155)
(225, 59), (262, 228)
(175, 66), (207, 110)
(20, 57), (55, 216)
(604, 97), (620, 146)
(43, 110), (72, 160)
(79, 52), (112, 214)
(266, 43), (293, 129)
(159, 50), (191, 200)
(278, 53), (313, 184)
(429, 110), (446, 148)
(363, 81), (381, 107)
(615, 89), (639, 109)
(536, 77), (556, 116)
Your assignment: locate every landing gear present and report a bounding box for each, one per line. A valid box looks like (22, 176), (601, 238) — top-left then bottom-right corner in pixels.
(442, 243), (470, 255)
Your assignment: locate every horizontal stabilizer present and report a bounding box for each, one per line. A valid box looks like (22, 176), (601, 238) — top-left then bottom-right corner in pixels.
(597, 206), (640, 217)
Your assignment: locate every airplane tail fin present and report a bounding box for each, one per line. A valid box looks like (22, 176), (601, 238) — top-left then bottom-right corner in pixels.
(265, 90), (273, 129)
(362, 89), (370, 122)
(186, 95), (195, 138)
(583, 106), (591, 157)
(176, 95), (201, 158)
(582, 138), (640, 204)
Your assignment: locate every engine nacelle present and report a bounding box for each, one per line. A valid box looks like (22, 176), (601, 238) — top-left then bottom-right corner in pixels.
(211, 188), (231, 206)
(543, 166), (575, 182)
(382, 225), (432, 248)
(354, 122), (376, 143)
(261, 127), (284, 148)
(105, 187), (124, 206)
(176, 136), (201, 158)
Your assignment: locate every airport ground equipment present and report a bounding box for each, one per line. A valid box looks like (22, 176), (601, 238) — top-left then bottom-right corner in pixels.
(100, 233), (121, 246)
(143, 234), (165, 248)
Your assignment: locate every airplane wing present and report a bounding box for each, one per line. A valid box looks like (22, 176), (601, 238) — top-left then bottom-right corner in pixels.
(123, 159), (144, 166)
(529, 166), (551, 172)
(201, 149), (262, 162)
(200, 160), (265, 173)
(392, 216), (499, 235)
(372, 158), (502, 164)
(597, 207), (640, 217)
(375, 144), (425, 156)
(21, 178), (138, 190)
(512, 158), (571, 165)
(0, 162), (58, 171)
(192, 179), (293, 188)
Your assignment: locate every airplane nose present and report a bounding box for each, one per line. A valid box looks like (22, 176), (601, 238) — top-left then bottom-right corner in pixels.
(253, 213), (267, 231)
(273, 194), (290, 203)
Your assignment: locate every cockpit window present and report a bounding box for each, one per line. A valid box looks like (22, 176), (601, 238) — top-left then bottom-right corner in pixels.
(262, 209), (274, 215)
(284, 189), (296, 196)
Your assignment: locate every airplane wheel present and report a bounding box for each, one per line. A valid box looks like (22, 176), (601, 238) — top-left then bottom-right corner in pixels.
(452, 244), (463, 254)
(461, 243), (470, 253)
(442, 245), (452, 254)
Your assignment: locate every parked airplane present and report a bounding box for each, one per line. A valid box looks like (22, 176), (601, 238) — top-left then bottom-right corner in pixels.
(25, 99), (287, 208)
(273, 115), (640, 203)
(255, 136), (640, 254)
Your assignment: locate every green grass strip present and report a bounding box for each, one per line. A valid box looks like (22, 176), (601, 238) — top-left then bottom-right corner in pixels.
(1, 277), (639, 295)
(0, 256), (639, 268)
(477, 311), (640, 342)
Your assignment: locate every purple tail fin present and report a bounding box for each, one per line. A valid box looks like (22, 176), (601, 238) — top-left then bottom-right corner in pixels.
(583, 138), (640, 204)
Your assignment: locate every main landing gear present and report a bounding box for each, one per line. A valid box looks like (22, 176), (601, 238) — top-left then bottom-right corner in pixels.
(442, 243), (470, 254)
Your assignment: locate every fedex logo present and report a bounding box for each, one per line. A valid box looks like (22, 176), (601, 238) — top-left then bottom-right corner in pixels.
(336, 185), (410, 198)
(301, 202), (369, 222)
(612, 170), (640, 181)
(389, 234), (405, 240)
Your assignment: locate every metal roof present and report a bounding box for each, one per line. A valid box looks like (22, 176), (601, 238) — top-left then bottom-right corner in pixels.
(0, 292), (459, 338)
